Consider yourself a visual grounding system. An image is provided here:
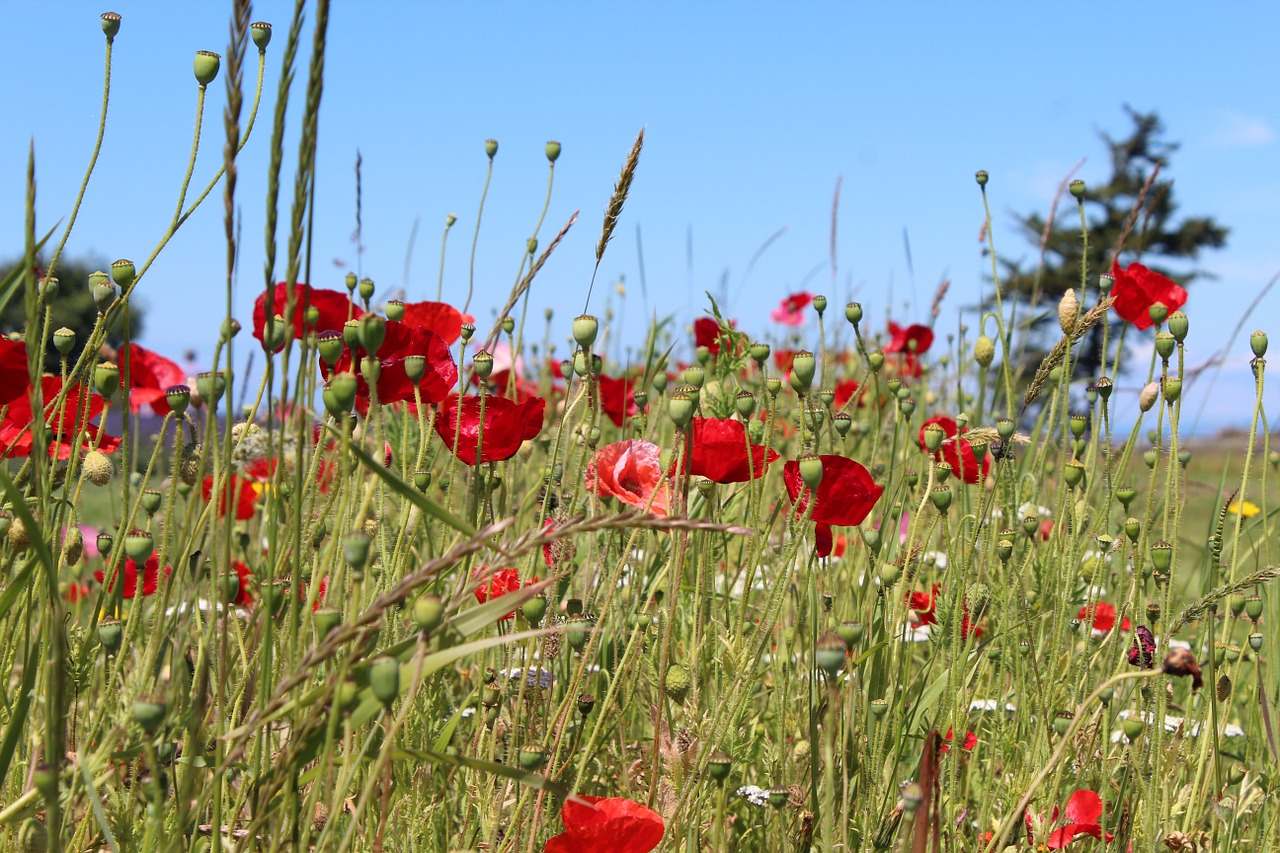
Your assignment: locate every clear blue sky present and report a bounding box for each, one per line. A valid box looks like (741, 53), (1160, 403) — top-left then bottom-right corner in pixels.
(3, 2), (1278, 433)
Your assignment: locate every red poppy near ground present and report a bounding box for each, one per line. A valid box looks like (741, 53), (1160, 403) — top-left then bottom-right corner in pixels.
(783, 454), (884, 557)
(1078, 602), (1131, 633)
(907, 584), (983, 639)
(940, 726), (978, 753)
(95, 555), (161, 599)
(545, 795), (665, 853)
(672, 417), (779, 484)
(252, 283), (360, 351)
(770, 291), (813, 326)
(0, 377), (120, 460)
(323, 320), (458, 413)
(1110, 260), (1187, 331)
(597, 373), (638, 427)
(434, 393), (545, 465)
(121, 343), (186, 415)
(1025, 789), (1115, 849)
(587, 439), (671, 516)
(201, 474), (259, 520)
(399, 299), (473, 346)
(472, 567), (536, 620)
(918, 415), (989, 485)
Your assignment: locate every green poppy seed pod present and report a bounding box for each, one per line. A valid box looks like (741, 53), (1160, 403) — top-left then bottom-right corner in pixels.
(922, 423), (945, 453)
(37, 275), (59, 303)
(1063, 459), (1086, 489)
(844, 298), (865, 325)
(749, 341), (771, 365)
(329, 373), (357, 413)
(132, 696), (168, 734)
(812, 294), (827, 316)
(790, 350), (816, 389)
(664, 663), (692, 704)
(1098, 272), (1115, 292)
(541, 140), (563, 164)
(109, 258), (135, 287)
(1021, 515), (1039, 537)
(995, 539), (1013, 563)
(1167, 311), (1189, 342)
(865, 351), (885, 375)
(867, 698), (889, 720)
(385, 300), (405, 323)
(360, 356), (382, 388)
(337, 678), (361, 714)
(885, 378), (902, 397)
(683, 364), (705, 390)
(1246, 596), (1263, 622)
(344, 530), (371, 570)
(1150, 539), (1172, 573)
(767, 788), (789, 809)
(1069, 413), (1088, 439)
(219, 318), (242, 344)
(1177, 448), (1191, 469)
(969, 336), (995, 371)
(933, 461), (952, 483)
(1230, 593), (1247, 618)
(472, 350), (494, 381)
(1148, 301), (1169, 327)
(860, 525), (881, 553)
(668, 392), (695, 428)
(1140, 603), (1159, 626)
(1225, 761), (1247, 786)
(193, 50), (221, 87)
(251, 21), (272, 50)
(632, 389), (648, 411)
(1162, 377), (1182, 404)
(344, 271), (358, 292)
(565, 615), (591, 652)
(409, 471), (431, 493)
(343, 320), (365, 347)
(1123, 516), (1140, 543)
(794, 454), (823, 490)
(1154, 331), (1176, 362)
(812, 388), (833, 410)
(518, 743), (546, 771)
(358, 314), (386, 355)
(140, 489), (163, 516)
(485, 138), (499, 158)
(1213, 642), (1227, 666)
(1249, 633), (1264, 653)
(1066, 178), (1085, 200)
(975, 170), (989, 187)
(833, 413), (852, 437)
(759, 379), (777, 402)
(94, 361), (120, 400)
(370, 656), (400, 707)
(1122, 718), (1145, 741)
(1251, 330), (1268, 358)
(816, 632), (847, 677)
(400, 354), (424, 383)
(313, 607), (342, 638)
(877, 562), (901, 586)
(96, 531), (114, 556)
(123, 530), (153, 562)
(50, 326), (75, 356)
(412, 594), (444, 633)
(1052, 710), (1074, 736)
(263, 314), (286, 351)
(571, 349), (590, 378)
(521, 595), (547, 626)
(707, 749), (732, 783)
(102, 11), (122, 38)
(158, 384), (189, 417)
(930, 485), (952, 512)
(304, 304), (321, 329)
(316, 330), (344, 367)
(1115, 487), (1136, 510)
(1225, 644), (1241, 662)
(575, 693), (596, 717)
(357, 278), (375, 304)
(524, 236), (538, 256)
(732, 390), (755, 418)
(1143, 447), (1159, 469)
(97, 617), (123, 656)
(572, 314), (599, 350)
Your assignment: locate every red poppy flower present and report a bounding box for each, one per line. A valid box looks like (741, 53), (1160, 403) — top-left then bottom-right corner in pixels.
(434, 393), (544, 465)
(906, 583), (983, 639)
(64, 581), (91, 603)
(918, 416), (989, 486)
(201, 474), (259, 520)
(399, 300), (474, 346)
(1110, 260), (1187, 331)
(0, 377), (120, 460)
(940, 726), (978, 753)
(545, 795), (665, 853)
(833, 378), (862, 409)
(253, 283), (360, 351)
(480, 369), (541, 403)
(770, 291), (813, 327)
(323, 320), (458, 413)
(597, 373), (638, 427)
(121, 343), (186, 415)
(885, 321), (933, 378)
(587, 439), (671, 516)
(94, 555), (161, 599)
(672, 417), (778, 484)
(0, 338), (28, 405)
(472, 566), (536, 621)
(1025, 789), (1115, 849)
(773, 348), (796, 374)
(1077, 602), (1131, 633)
(783, 454), (884, 557)
(694, 317), (724, 355)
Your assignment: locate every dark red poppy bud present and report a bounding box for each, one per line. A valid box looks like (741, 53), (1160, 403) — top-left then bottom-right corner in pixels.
(1163, 648), (1203, 691)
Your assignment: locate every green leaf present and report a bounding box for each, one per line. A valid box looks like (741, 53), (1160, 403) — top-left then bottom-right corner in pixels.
(0, 224), (56, 317)
(339, 429), (476, 536)
(0, 640), (39, 788)
(393, 746), (573, 799)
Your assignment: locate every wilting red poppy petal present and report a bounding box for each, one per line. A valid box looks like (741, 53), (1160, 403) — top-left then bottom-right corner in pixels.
(201, 475), (258, 520)
(253, 283), (360, 351)
(1110, 260), (1188, 331)
(671, 417), (778, 484)
(434, 394), (544, 465)
(587, 439), (670, 516)
(545, 796), (665, 853)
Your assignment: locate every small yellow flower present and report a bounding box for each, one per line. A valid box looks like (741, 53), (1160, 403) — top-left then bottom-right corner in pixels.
(1228, 499), (1260, 518)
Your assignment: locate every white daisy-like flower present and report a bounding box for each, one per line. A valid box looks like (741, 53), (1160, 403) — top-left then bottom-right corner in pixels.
(969, 699), (1017, 713)
(737, 785), (771, 807)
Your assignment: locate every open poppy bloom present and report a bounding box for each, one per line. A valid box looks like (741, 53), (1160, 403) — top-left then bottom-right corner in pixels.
(0, 338), (27, 406)
(201, 474), (259, 520)
(434, 393), (544, 465)
(399, 299), (473, 346)
(918, 415), (989, 485)
(545, 795), (665, 853)
(587, 439), (670, 516)
(0, 376), (120, 460)
(672, 417), (778, 484)
(1110, 260), (1187, 331)
(252, 283), (360, 351)
(770, 291), (813, 327)
(906, 583), (983, 639)
(95, 555), (161, 599)
(940, 726), (978, 753)
(323, 320), (458, 413)
(885, 321), (933, 378)
(694, 317), (725, 356)
(121, 343), (186, 415)
(833, 378), (863, 409)
(773, 349), (796, 374)
(783, 454), (884, 557)
(597, 373), (638, 427)
(472, 566), (536, 620)
(1077, 602), (1130, 634)
(1025, 788), (1115, 849)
